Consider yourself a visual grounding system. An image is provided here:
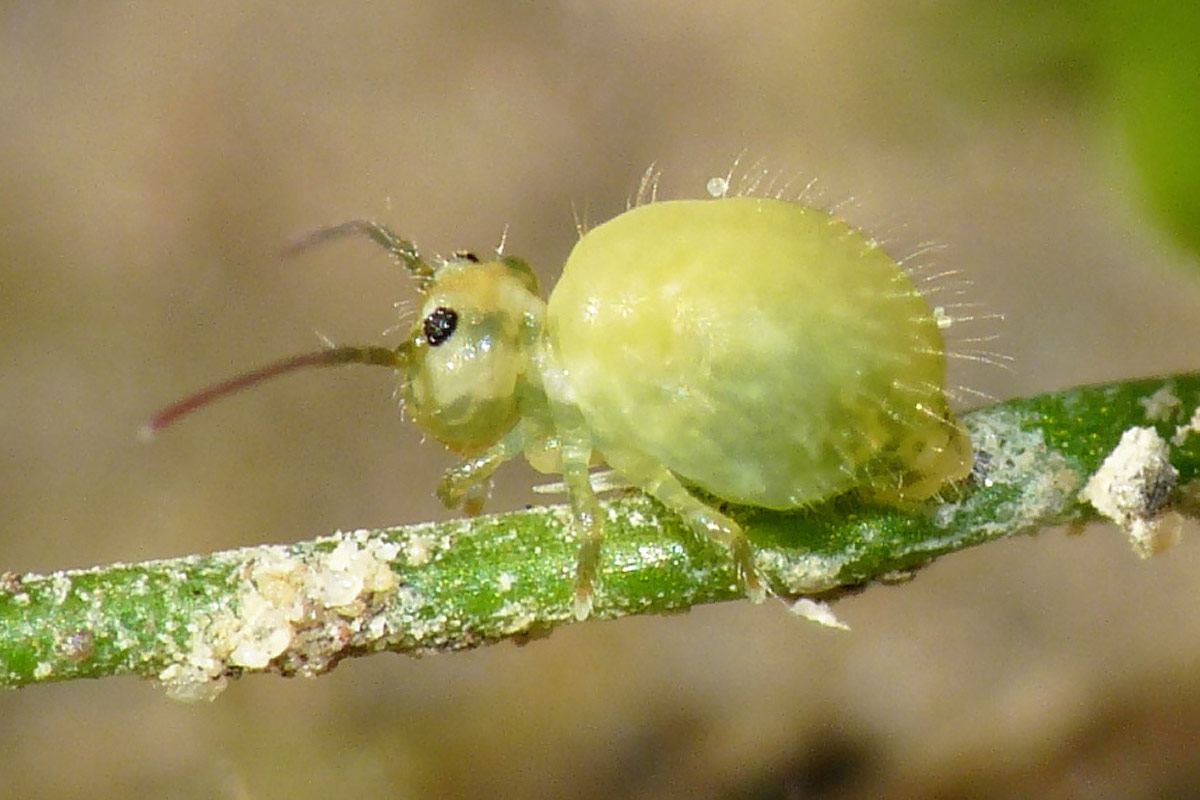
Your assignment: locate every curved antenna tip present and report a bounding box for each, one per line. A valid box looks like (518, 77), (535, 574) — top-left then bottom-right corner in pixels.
(141, 344), (410, 436)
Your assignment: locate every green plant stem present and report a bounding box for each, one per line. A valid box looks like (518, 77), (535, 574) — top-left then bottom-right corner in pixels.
(2, 374), (1199, 699)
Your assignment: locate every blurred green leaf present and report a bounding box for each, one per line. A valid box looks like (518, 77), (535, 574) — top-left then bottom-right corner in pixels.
(1105, 0), (1200, 258)
(913, 0), (1200, 262)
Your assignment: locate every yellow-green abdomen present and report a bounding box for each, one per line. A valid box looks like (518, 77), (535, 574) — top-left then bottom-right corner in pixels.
(547, 197), (968, 508)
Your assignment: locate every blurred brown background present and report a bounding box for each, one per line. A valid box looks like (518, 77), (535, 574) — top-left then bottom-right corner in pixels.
(3, 2), (1200, 798)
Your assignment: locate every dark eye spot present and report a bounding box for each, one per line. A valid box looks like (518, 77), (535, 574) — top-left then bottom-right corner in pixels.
(422, 307), (458, 346)
(453, 250), (480, 263)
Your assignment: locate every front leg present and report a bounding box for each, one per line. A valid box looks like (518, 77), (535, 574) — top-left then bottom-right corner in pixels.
(437, 421), (534, 516)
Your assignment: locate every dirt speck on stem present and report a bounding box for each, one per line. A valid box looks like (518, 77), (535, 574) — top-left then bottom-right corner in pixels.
(157, 532), (401, 702)
(1081, 426), (1181, 558)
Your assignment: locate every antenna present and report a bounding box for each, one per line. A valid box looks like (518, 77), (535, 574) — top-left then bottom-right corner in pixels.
(140, 344), (410, 440)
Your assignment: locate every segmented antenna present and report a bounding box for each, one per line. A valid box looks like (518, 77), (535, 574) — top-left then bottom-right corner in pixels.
(140, 344), (409, 439)
(282, 220), (436, 288)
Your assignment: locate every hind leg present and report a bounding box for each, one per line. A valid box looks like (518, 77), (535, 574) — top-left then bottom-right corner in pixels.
(606, 450), (765, 602)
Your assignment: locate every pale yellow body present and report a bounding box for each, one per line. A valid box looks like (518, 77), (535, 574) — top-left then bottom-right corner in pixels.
(546, 197), (967, 508)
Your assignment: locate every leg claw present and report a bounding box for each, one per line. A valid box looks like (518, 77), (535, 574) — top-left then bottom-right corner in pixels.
(573, 587), (594, 621)
(732, 537), (767, 603)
